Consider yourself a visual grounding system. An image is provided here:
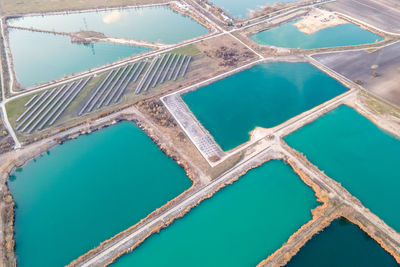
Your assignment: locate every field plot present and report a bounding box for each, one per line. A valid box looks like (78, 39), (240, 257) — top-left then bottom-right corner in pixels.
(312, 42), (400, 106)
(0, 0), (169, 15)
(325, 0), (400, 34)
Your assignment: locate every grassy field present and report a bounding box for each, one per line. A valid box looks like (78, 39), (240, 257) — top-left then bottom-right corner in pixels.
(0, 0), (168, 15)
(170, 44), (202, 57)
(362, 91), (400, 119)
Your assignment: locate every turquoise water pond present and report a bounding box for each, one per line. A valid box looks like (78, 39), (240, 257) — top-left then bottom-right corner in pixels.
(251, 19), (384, 49)
(210, 0), (298, 19)
(8, 29), (150, 88)
(112, 160), (317, 267)
(183, 62), (348, 151)
(9, 122), (192, 267)
(285, 105), (400, 232)
(7, 6), (209, 44)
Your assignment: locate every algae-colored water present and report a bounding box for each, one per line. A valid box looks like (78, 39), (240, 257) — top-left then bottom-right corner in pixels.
(286, 218), (398, 266)
(9, 122), (192, 267)
(183, 62), (348, 151)
(251, 20), (383, 49)
(8, 29), (150, 88)
(7, 6), (209, 44)
(112, 160), (317, 267)
(210, 0), (297, 18)
(285, 105), (400, 232)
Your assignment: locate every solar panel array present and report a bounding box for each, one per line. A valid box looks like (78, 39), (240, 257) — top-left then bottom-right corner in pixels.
(18, 53), (193, 133)
(16, 77), (91, 133)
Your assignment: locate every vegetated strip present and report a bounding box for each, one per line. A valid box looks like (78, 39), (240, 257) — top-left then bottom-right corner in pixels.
(105, 63), (136, 106)
(26, 84), (69, 133)
(167, 54), (181, 81)
(136, 58), (158, 94)
(143, 54), (165, 92)
(20, 86), (65, 132)
(173, 55), (186, 81)
(16, 88), (57, 130)
(87, 69), (119, 112)
(49, 77), (91, 126)
(160, 54), (176, 84)
(78, 70), (114, 116)
(152, 53), (171, 88)
(181, 56), (192, 77)
(132, 61), (147, 83)
(97, 65), (129, 108)
(16, 90), (48, 122)
(24, 94), (37, 107)
(114, 60), (147, 102)
(37, 82), (76, 130)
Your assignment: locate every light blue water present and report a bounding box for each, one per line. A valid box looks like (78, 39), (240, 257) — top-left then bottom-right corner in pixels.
(183, 62), (348, 151)
(7, 6), (209, 44)
(112, 160), (317, 267)
(9, 122), (192, 267)
(8, 29), (149, 88)
(285, 105), (400, 232)
(210, 0), (298, 19)
(251, 20), (384, 49)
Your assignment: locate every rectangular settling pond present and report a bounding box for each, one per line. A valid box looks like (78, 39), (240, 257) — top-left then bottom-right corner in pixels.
(8, 122), (192, 267)
(250, 19), (383, 49)
(8, 29), (150, 88)
(183, 62), (348, 151)
(7, 6), (209, 44)
(112, 160), (318, 267)
(8, 5), (209, 88)
(210, 0), (298, 19)
(286, 218), (398, 267)
(285, 105), (400, 232)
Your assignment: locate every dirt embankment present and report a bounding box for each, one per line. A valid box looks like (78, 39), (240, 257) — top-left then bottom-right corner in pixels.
(169, 2), (216, 34)
(258, 155), (340, 266)
(247, 0), (312, 20)
(70, 31), (106, 44)
(351, 92), (400, 139)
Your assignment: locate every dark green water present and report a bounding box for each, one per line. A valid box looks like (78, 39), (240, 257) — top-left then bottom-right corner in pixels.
(250, 20), (383, 49)
(9, 29), (150, 88)
(9, 122), (192, 267)
(112, 160), (317, 267)
(7, 6), (209, 44)
(286, 218), (398, 266)
(285, 105), (400, 232)
(183, 62), (348, 151)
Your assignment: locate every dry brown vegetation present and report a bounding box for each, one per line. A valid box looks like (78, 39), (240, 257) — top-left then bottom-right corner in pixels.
(213, 46), (253, 67)
(0, 0), (168, 15)
(137, 100), (177, 128)
(0, 119), (13, 153)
